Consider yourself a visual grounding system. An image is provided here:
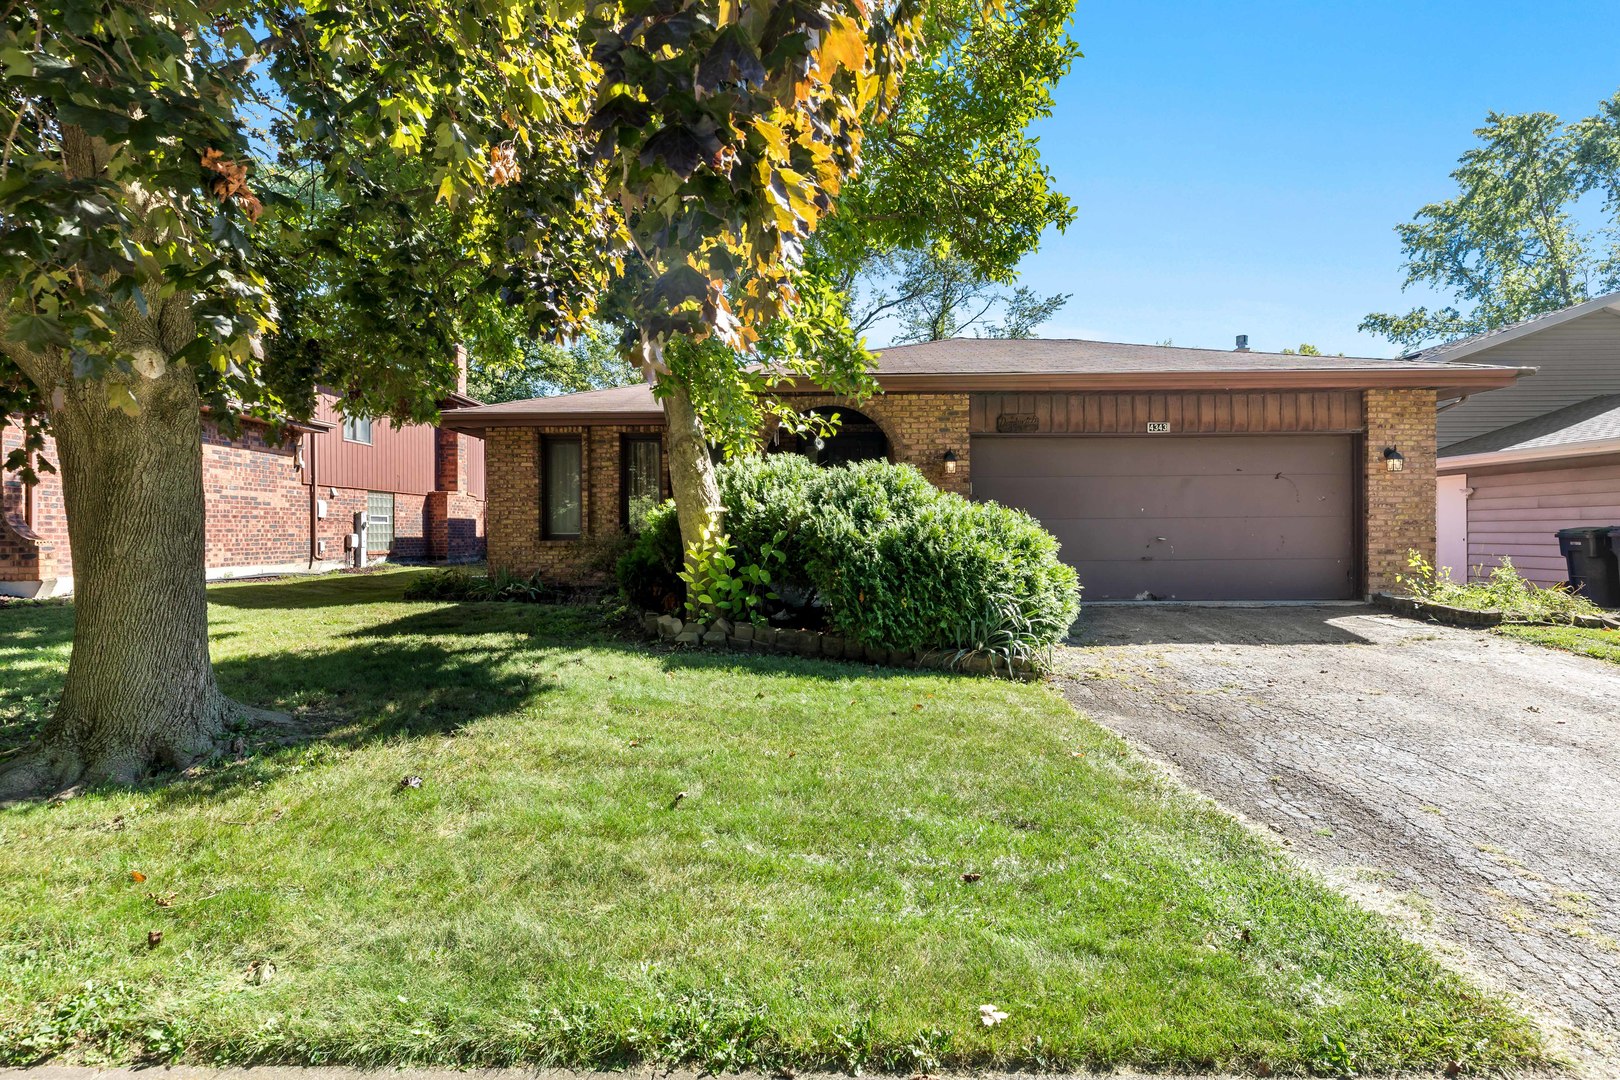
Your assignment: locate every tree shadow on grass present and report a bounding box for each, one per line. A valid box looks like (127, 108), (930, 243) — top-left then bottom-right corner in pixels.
(648, 639), (946, 683)
(3, 587), (969, 806)
(0, 602), (76, 759)
(206, 571), (416, 610)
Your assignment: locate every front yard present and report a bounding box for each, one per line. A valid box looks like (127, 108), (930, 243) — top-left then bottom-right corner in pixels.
(0, 571), (1540, 1074)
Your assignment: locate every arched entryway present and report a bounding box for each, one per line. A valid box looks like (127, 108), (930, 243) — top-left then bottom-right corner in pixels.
(772, 406), (891, 466)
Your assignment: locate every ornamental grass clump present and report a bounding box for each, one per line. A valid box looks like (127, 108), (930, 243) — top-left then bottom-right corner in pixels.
(617, 455), (1082, 668)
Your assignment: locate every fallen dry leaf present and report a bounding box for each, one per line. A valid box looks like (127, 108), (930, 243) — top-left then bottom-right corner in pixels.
(146, 930), (163, 949)
(961, 872), (982, 883)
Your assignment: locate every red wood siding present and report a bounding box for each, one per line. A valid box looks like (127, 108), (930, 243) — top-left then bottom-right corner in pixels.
(968, 391), (1363, 434)
(312, 394), (438, 495)
(1462, 454), (1620, 586)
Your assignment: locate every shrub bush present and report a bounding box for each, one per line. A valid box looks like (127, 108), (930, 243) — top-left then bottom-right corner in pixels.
(615, 501), (683, 613)
(801, 461), (1079, 662)
(616, 455), (1082, 665)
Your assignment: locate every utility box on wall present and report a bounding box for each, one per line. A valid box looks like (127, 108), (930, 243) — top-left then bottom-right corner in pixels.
(351, 510), (368, 569)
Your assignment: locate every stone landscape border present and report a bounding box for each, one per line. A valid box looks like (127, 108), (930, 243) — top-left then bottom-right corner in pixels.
(637, 611), (1038, 678)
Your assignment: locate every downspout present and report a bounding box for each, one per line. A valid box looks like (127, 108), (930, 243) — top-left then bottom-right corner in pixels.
(1437, 395), (1471, 413)
(307, 429), (319, 569)
(23, 442), (34, 530)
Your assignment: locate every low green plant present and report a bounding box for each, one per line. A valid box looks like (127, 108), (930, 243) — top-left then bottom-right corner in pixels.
(677, 525), (783, 622)
(402, 567), (484, 602)
(402, 567), (562, 604)
(1397, 550), (1603, 623)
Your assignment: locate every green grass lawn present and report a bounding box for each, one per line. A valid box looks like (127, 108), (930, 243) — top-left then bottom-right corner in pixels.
(1496, 622), (1620, 664)
(0, 570), (1541, 1074)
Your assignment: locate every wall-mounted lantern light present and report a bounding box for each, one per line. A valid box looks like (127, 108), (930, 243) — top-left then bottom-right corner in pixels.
(943, 450), (959, 475)
(1383, 446), (1406, 473)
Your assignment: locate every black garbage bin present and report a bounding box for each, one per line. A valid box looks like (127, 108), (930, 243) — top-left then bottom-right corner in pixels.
(1554, 526), (1620, 607)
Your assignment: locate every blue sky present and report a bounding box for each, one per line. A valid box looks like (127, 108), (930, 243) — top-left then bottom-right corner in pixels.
(874, 0), (1619, 356)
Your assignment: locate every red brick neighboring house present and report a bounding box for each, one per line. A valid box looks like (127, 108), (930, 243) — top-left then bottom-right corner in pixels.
(2, 368), (486, 598)
(441, 338), (1528, 602)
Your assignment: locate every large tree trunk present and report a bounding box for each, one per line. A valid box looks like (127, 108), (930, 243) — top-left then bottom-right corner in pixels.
(641, 334), (722, 556)
(0, 363), (231, 798)
(0, 127), (243, 802)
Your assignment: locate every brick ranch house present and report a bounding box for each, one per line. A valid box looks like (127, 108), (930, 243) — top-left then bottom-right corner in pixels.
(2, 370), (486, 599)
(441, 338), (1528, 601)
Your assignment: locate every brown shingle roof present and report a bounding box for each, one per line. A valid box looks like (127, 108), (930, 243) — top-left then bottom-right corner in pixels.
(875, 337), (1447, 374)
(440, 337), (1532, 432)
(1441, 394), (1620, 457)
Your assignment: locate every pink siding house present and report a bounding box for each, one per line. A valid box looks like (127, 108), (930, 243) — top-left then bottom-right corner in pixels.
(1426, 294), (1620, 591)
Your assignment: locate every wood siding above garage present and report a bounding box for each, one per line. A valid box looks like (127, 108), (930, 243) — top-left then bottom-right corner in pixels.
(968, 391), (1363, 435)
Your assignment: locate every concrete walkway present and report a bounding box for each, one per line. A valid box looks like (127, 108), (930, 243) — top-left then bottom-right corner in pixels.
(1059, 604), (1620, 1069)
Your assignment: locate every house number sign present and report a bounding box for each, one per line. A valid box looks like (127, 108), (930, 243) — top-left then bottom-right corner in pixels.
(996, 413), (1041, 433)
(1145, 421), (1171, 433)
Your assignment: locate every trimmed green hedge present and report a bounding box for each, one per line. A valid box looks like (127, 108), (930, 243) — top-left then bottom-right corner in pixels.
(618, 456), (1081, 662)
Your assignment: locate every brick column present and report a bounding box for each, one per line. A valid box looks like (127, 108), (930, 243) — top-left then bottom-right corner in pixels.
(1364, 388), (1437, 594)
(485, 427), (540, 573)
(427, 345), (476, 560)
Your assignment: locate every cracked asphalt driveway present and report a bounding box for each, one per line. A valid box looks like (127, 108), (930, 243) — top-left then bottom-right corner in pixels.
(1058, 604), (1619, 1060)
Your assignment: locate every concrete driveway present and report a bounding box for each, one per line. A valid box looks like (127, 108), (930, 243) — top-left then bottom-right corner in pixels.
(1058, 605), (1620, 1063)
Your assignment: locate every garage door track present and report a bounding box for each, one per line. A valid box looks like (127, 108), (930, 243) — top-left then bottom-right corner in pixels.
(1058, 605), (1620, 1062)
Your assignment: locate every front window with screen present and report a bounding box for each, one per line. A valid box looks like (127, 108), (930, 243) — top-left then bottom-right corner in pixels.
(543, 437), (582, 538)
(343, 415), (373, 444)
(622, 437), (661, 532)
(366, 491), (394, 552)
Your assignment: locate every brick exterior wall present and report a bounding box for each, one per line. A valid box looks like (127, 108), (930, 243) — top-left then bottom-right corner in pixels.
(486, 426), (543, 576)
(1, 423), (68, 586)
(3, 409), (481, 593)
(1364, 388), (1438, 594)
(778, 392), (971, 495)
(485, 423), (669, 582)
(202, 423), (311, 568)
(482, 386), (1447, 599)
(485, 395), (969, 581)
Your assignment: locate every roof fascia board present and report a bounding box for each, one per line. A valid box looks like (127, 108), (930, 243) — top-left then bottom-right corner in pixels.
(873, 368), (1530, 394)
(1428, 294), (1620, 362)
(1438, 437), (1620, 471)
(440, 367), (1530, 431)
(439, 411), (666, 432)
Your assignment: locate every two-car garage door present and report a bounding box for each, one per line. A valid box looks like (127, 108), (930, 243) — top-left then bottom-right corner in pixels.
(972, 435), (1356, 600)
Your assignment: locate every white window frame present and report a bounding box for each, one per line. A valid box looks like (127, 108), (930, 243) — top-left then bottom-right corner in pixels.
(342, 415), (374, 445)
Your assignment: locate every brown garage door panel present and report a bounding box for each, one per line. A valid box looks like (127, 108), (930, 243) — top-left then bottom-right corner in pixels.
(1075, 558), (1352, 601)
(1036, 515), (1353, 561)
(971, 435), (1356, 601)
(974, 436), (1351, 478)
(980, 475), (1354, 520)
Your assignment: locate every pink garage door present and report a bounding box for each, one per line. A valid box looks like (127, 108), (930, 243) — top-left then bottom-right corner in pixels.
(972, 435), (1356, 601)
